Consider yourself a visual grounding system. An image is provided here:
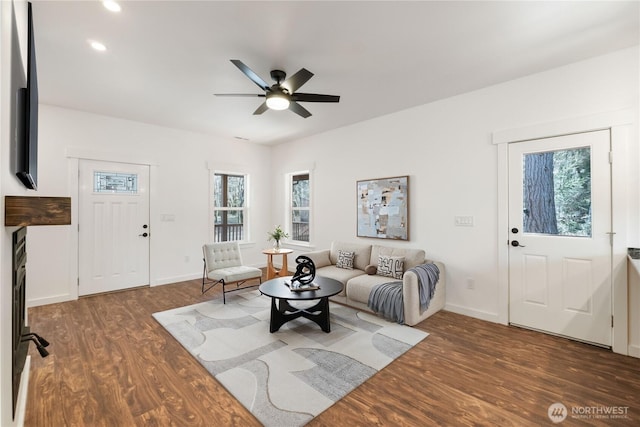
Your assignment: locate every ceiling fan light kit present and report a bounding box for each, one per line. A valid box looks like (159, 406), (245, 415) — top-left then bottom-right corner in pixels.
(215, 60), (340, 118)
(265, 92), (290, 110)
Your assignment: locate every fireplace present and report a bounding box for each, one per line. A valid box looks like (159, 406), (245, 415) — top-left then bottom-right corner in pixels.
(5, 196), (68, 417)
(11, 226), (50, 418)
(12, 227), (29, 416)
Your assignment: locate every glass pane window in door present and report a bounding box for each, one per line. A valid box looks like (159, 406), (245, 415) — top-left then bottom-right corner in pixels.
(522, 147), (591, 237)
(94, 172), (138, 193)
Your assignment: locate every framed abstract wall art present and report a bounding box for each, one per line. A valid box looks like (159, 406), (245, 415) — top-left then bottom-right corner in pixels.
(356, 175), (409, 240)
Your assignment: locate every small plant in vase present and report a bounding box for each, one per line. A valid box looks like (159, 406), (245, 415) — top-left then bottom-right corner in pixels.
(267, 225), (289, 252)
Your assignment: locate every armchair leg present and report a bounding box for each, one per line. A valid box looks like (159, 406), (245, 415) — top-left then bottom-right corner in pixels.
(222, 280), (226, 304)
(202, 277), (224, 296)
(202, 259), (207, 293)
(202, 259), (225, 300)
(202, 273), (261, 305)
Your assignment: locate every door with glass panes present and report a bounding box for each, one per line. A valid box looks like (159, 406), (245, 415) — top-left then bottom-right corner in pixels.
(508, 130), (612, 346)
(79, 160), (150, 295)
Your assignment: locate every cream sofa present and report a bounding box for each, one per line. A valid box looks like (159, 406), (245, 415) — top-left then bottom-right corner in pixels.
(303, 241), (445, 326)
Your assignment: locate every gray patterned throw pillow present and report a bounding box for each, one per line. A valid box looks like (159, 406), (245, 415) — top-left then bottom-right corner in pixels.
(376, 255), (404, 279)
(336, 250), (355, 269)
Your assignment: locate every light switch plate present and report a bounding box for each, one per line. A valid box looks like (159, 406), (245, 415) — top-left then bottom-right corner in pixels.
(455, 216), (474, 227)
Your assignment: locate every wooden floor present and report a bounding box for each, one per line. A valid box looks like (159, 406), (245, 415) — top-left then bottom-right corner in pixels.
(24, 278), (640, 426)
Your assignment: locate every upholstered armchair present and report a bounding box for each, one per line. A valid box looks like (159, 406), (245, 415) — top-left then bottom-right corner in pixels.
(202, 241), (262, 303)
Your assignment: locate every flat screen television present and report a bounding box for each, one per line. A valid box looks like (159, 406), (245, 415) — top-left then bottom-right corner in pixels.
(16, 2), (38, 190)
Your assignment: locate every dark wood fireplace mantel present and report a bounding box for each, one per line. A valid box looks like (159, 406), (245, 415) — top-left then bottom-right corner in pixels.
(5, 196), (71, 226)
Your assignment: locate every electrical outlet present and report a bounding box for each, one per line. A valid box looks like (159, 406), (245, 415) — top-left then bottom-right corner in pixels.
(184, 255), (190, 263)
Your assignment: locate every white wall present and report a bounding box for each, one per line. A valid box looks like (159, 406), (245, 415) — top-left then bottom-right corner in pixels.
(27, 105), (272, 305)
(1, 0), (35, 424)
(271, 47), (639, 336)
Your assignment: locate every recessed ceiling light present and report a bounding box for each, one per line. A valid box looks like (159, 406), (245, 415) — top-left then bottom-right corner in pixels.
(103, 1), (121, 13)
(90, 40), (107, 52)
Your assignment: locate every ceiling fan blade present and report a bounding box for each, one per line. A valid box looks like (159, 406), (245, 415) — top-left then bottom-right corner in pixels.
(292, 93), (340, 103)
(214, 93), (265, 97)
(281, 68), (314, 93)
(253, 102), (269, 115)
(288, 101), (312, 118)
(230, 60), (270, 91)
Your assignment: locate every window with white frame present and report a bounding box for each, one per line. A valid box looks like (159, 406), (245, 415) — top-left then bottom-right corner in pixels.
(213, 173), (247, 242)
(290, 172), (310, 242)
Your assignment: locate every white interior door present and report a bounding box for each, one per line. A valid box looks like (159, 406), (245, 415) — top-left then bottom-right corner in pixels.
(508, 130), (612, 346)
(79, 160), (150, 296)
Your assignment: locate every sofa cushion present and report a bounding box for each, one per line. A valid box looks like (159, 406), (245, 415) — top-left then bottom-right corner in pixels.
(376, 255), (404, 279)
(315, 265), (365, 296)
(336, 250), (355, 269)
(364, 264), (377, 275)
(303, 250), (332, 268)
(370, 245), (425, 270)
(207, 265), (262, 282)
(330, 241), (372, 271)
(346, 274), (397, 305)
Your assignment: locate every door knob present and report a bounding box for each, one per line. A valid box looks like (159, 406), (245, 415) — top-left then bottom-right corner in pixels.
(143, 224), (148, 229)
(511, 227), (519, 234)
(511, 240), (525, 247)
(139, 232), (148, 237)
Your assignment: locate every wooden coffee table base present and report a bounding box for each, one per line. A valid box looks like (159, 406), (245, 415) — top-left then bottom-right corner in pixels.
(269, 297), (331, 333)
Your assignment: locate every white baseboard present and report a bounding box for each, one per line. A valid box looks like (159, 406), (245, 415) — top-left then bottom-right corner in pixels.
(15, 355), (31, 427)
(444, 303), (502, 324)
(27, 293), (75, 307)
(151, 273), (202, 286)
(28, 268), (268, 305)
(628, 344), (640, 358)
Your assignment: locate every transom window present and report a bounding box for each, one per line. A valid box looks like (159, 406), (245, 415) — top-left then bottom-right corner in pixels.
(94, 171), (138, 193)
(213, 173), (247, 242)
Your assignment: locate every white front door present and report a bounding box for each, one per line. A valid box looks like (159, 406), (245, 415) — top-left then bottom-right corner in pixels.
(508, 130), (612, 346)
(78, 160), (150, 296)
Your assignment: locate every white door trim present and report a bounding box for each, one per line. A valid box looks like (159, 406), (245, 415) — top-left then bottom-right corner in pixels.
(494, 108), (634, 355)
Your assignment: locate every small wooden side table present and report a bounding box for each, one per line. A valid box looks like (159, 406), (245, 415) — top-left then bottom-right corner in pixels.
(262, 248), (294, 280)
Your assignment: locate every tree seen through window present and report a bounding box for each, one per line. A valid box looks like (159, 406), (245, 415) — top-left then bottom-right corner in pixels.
(523, 147), (591, 237)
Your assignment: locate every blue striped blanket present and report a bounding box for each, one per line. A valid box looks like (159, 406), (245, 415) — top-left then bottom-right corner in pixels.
(367, 263), (440, 324)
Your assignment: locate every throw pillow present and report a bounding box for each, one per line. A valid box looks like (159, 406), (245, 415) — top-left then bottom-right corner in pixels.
(365, 264), (377, 275)
(336, 250), (355, 270)
(377, 255), (404, 279)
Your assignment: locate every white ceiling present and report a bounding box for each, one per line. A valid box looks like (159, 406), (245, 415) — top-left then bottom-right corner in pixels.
(32, 1), (639, 145)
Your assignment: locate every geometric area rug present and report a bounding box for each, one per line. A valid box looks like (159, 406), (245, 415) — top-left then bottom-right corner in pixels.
(153, 290), (428, 427)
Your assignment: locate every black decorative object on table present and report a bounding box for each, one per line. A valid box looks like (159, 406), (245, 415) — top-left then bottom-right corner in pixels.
(289, 255), (316, 287)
